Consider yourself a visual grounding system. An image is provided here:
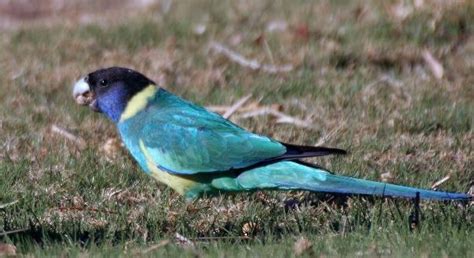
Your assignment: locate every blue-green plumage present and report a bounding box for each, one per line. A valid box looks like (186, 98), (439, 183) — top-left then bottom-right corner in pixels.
(73, 67), (471, 202)
(226, 161), (468, 200)
(122, 88), (287, 174)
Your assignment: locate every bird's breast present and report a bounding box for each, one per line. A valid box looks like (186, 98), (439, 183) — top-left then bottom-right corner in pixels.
(138, 139), (197, 195)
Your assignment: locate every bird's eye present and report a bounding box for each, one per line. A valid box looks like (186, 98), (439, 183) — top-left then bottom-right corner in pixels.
(99, 79), (108, 87)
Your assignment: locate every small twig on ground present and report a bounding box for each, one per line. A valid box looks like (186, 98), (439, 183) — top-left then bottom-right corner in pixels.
(223, 94), (252, 119)
(141, 240), (171, 254)
(380, 172), (394, 183)
(274, 111), (312, 127)
(206, 105), (232, 113)
(206, 101), (262, 114)
(174, 232), (195, 248)
(209, 41), (293, 73)
(422, 49), (444, 79)
(207, 98), (312, 129)
(315, 123), (345, 146)
(51, 125), (86, 149)
(0, 200), (18, 209)
(238, 107), (314, 129)
(0, 228), (29, 237)
(103, 187), (125, 201)
(431, 174), (451, 190)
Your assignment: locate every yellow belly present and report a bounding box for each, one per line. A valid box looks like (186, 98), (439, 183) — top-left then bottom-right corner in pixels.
(139, 140), (196, 195)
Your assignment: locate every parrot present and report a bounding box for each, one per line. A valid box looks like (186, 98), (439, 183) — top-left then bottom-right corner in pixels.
(72, 67), (471, 201)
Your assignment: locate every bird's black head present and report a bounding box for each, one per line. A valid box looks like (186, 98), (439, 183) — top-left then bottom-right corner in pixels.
(73, 67), (155, 122)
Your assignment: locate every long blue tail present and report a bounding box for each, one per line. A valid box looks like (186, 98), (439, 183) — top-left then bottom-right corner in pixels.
(234, 161), (471, 201)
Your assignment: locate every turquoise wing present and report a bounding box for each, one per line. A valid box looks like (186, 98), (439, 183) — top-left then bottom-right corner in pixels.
(139, 89), (287, 174)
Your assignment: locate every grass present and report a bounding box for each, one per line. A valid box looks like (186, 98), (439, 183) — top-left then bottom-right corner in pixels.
(0, 0), (473, 257)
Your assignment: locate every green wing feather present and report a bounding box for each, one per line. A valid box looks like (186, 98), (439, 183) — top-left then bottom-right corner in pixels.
(139, 89), (286, 174)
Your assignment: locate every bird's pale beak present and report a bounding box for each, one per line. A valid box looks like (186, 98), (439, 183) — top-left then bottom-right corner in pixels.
(73, 77), (99, 111)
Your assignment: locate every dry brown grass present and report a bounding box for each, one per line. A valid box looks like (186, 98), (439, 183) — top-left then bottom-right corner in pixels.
(0, 0), (472, 256)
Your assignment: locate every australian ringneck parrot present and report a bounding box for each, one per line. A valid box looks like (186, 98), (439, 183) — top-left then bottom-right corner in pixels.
(72, 67), (470, 201)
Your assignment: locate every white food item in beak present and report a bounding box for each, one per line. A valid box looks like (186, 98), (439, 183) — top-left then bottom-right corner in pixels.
(73, 77), (90, 99)
(72, 77), (98, 111)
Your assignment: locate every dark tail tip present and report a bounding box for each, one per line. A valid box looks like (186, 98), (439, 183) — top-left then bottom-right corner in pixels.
(282, 142), (348, 157)
(330, 148), (348, 155)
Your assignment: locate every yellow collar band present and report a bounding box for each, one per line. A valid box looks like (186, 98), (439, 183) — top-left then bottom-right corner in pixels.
(120, 85), (157, 122)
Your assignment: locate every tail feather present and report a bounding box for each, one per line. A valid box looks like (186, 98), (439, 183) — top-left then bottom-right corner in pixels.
(281, 143), (347, 158)
(235, 161), (470, 201)
(244, 144), (347, 171)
